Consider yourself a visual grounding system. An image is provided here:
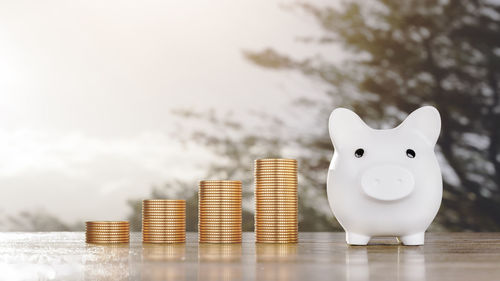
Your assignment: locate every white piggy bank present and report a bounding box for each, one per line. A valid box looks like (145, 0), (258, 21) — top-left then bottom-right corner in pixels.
(327, 106), (442, 246)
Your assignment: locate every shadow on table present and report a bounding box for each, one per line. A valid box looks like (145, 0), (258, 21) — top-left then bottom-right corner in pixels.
(345, 245), (426, 281)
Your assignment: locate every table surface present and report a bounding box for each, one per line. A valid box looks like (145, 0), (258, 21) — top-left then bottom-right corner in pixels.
(0, 232), (499, 281)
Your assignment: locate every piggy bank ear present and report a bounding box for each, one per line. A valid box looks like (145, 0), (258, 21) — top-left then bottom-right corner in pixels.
(329, 108), (369, 149)
(398, 106), (441, 146)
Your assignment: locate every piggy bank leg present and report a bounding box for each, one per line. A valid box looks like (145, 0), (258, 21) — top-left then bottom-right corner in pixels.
(399, 232), (425, 246)
(346, 232), (371, 245)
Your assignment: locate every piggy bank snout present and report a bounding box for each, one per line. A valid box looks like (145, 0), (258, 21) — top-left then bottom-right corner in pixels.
(361, 165), (415, 201)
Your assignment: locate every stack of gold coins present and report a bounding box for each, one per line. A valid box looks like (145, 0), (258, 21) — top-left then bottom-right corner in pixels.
(198, 180), (242, 243)
(86, 221), (130, 244)
(255, 158), (298, 243)
(142, 199), (186, 243)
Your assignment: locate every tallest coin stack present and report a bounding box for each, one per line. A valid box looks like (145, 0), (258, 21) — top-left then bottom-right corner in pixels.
(254, 158), (298, 243)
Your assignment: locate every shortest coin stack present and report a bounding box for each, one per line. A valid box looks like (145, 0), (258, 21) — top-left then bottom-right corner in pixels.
(86, 221), (130, 244)
(142, 199), (186, 243)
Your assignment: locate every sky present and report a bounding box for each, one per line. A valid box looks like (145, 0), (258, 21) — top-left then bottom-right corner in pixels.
(0, 0), (339, 226)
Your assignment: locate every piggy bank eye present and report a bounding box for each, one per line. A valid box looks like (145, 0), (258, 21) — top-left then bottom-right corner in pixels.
(354, 148), (364, 158)
(406, 149), (416, 158)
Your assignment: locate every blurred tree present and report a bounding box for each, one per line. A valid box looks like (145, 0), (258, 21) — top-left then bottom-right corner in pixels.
(244, 0), (500, 230)
(128, 110), (337, 231)
(2, 210), (79, 231)
(129, 0), (500, 232)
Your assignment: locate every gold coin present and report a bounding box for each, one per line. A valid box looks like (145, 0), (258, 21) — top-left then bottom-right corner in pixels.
(142, 225), (185, 228)
(199, 185), (241, 188)
(255, 221), (297, 224)
(256, 205), (297, 208)
(142, 217), (186, 221)
(142, 225), (185, 229)
(199, 208), (242, 211)
(255, 190), (297, 193)
(86, 241), (129, 244)
(255, 169), (297, 173)
(86, 224), (130, 227)
(142, 232), (185, 235)
(254, 165), (297, 169)
(86, 221), (128, 225)
(255, 183), (297, 187)
(85, 238), (130, 241)
(200, 180), (241, 183)
(255, 227), (297, 231)
(142, 226), (185, 230)
(143, 199), (185, 202)
(142, 212), (186, 216)
(86, 221), (129, 223)
(255, 237), (299, 241)
(85, 228), (129, 231)
(142, 213), (185, 217)
(255, 219), (298, 222)
(255, 192), (297, 195)
(86, 236), (130, 240)
(255, 207), (297, 210)
(199, 237), (241, 239)
(142, 234), (185, 238)
(142, 209), (185, 212)
(255, 168), (297, 171)
(255, 235), (298, 238)
(142, 213), (185, 216)
(199, 199), (241, 202)
(199, 218), (242, 222)
(86, 232), (129, 236)
(255, 206), (297, 209)
(255, 220), (298, 224)
(198, 214), (242, 217)
(255, 158), (297, 162)
(142, 219), (186, 222)
(199, 226), (241, 229)
(142, 240), (185, 243)
(142, 237), (185, 240)
(255, 237), (298, 240)
(255, 185), (297, 188)
(198, 210), (242, 213)
(199, 191), (241, 195)
(86, 231), (129, 235)
(199, 202), (241, 206)
(255, 171), (297, 174)
(142, 206), (185, 209)
(255, 178), (297, 181)
(142, 226), (186, 230)
(143, 203), (186, 207)
(142, 216), (185, 220)
(143, 233), (185, 237)
(199, 233), (241, 237)
(256, 200), (297, 203)
(199, 241), (242, 244)
(142, 220), (186, 223)
(85, 229), (129, 232)
(255, 197), (297, 200)
(198, 213), (242, 216)
(143, 202), (186, 205)
(256, 179), (296, 183)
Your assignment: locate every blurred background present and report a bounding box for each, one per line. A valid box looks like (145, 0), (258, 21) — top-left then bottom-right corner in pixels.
(0, 0), (499, 232)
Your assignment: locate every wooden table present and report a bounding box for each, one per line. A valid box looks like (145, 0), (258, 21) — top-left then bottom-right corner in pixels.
(0, 232), (499, 280)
